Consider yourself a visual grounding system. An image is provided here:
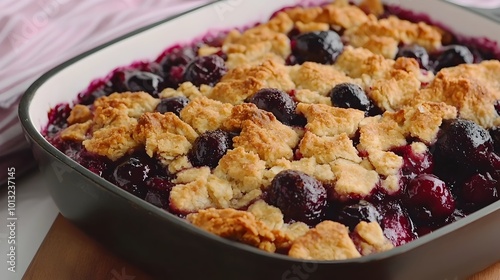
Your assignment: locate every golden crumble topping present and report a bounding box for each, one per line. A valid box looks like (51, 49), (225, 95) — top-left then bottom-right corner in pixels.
(418, 60), (500, 128)
(297, 103), (365, 137)
(351, 221), (393, 256)
(335, 46), (394, 82)
(214, 147), (266, 205)
(186, 208), (278, 252)
(368, 150), (403, 177)
(180, 96), (233, 133)
(284, 1), (369, 30)
(369, 69), (422, 112)
(293, 89), (331, 105)
(170, 167), (217, 213)
(331, 159), (380, 199)
(83, 107), (139, 161)
(60, 120), (92, 142)
(401, 101), (458, 143)
(299, 132), (361, 165)
(209, 59), (295, 104)
(263, 157), (336, 186)
(67, 104), (92, 125)
(288, 221), (361, 260)
(93, 91), (159, 119)
(289, 62), (353, 95)
(357, 115), (407, 152)
(223, 24), (291, 59)
(133, 112), (198, 162)
(343, 16), (442, 52)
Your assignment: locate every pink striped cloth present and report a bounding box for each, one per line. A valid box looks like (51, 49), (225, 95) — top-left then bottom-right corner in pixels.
(0, 0), (499, 184)
(0, 0), (209, 184)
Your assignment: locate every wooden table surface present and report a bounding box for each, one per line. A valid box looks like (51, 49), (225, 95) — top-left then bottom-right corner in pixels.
(23, 214), (500, 280)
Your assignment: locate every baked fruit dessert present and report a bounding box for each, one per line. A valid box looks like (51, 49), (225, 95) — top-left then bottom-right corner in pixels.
(43, 0), (500, 260)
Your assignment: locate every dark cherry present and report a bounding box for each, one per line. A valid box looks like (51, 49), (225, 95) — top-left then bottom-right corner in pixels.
(45, 103), (72, 137)
(291, 31), (344, 64)
(78, 80), (114, 105)
(112, 155), (155, 199)
(435, 118), (495, 170)
(334, 200), (382, 230)
(159, 45), (197, 69)
(183, 55), (227, 87)
(145, 176), (174, 209)
(330, 83), (375, 115)
(246, 88), (297, 125)
(392, 145), (433, 180)
(396, 44), (430, 69)
(156, 96), (190, 116)
(157, 45), (197, 88)
(77, 149), (111, 177)
(269, 170), (327, 225)
(378, 201), (417, 246)
(489, 126), (500, 154)
(188, 129), (233, 169)
(405, 174), (455, 222)
(432, 45), (473, 73)
(462, 173), (499, 208)
(108, 69), (164, 97)
(126, 70), (164, 97)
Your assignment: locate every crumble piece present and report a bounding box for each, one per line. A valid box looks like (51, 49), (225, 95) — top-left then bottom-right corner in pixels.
(354, 35), (399, 59)
(418, 60), (500, 128)
(298, 132), (361, 164)
(289, 62), (353, 95)
(226, 51), (285, 70)
(262, 11), (295, 34)
(401, 101), (457, 143)
(335, 46), (395, 83)
(197, 45), (221, 57)
(358, 0), (384, 17)
(187, 208), (278, 252)
(83, 109), (139, 161)
(288, 221), (361, 260)
(343, 16), (442, 52)
(60, 120), (92, 142)
(351, 221), (393, 256)
(168, 155), (192, 174)
(209, 60), (295, 104)
(170, 167), (216, 213)
(369, 69), (421, 112)
(331, 159), (379, 199)
(381, 174), (401, 194)
(295, 21), (330, 33)
(368, 150), (403, 177)
(180, 96), (233, 133)
(248, 200), (284, 230)
(67, 104), (92, 125)
(223, 23), (291, 59)
(284, 2), (369, 30)
(223, 104), (299, 165)
(293, 89), (331, 105)
(133, 112), (198, 162)
(160, 82), (212, 100)
(357, 115), (407, 152)
(93, 91), (159, 119)
(281, 222), (310, 242)
(263, 157), (336, 186)
(297, 103), (365, 137)
(214, 147), (266, 206)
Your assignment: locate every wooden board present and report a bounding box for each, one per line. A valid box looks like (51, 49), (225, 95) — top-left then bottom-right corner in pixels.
(23, 214), (500, 280)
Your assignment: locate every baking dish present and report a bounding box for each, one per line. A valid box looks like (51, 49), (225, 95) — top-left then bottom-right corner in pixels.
(19, 0), (500, 279)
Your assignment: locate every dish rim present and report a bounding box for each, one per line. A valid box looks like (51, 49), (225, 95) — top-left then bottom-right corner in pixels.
(18, 0), (500, 265)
